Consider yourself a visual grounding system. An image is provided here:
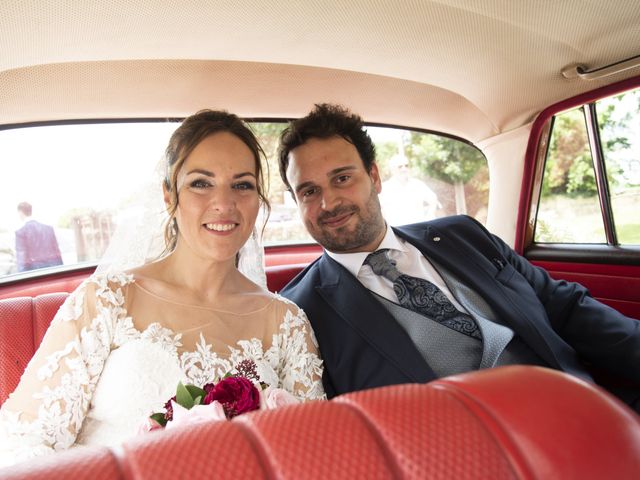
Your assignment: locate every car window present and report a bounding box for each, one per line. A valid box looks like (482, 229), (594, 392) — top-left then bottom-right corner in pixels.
(369, 127), (488, 226)
(597, 89), (640, 244)
(0, 122), (487, 280)
(0, 122), (178, 278)
(534, 87), (640, 245)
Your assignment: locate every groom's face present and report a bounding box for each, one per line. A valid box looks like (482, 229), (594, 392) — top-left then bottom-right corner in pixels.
(285, 136), (386, 253)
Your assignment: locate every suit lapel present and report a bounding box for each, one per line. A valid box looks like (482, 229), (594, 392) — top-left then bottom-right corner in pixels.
(315, 254), (435, 383)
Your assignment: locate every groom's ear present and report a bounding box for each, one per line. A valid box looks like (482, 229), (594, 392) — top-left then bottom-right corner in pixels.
(370, 162), (382, 194)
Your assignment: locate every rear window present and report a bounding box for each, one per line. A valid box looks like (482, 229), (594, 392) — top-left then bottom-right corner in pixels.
(0, 121), (487, 280)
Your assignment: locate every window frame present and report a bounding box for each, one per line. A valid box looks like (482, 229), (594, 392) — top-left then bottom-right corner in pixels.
(518, 75), (640, 266)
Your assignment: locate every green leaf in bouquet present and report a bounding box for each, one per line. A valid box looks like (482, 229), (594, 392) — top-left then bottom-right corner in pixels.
(176, 381), (195, 409)
(150, 412), (167, 427)
(185, 384), (206, 401)
(193, 395), (202, 406)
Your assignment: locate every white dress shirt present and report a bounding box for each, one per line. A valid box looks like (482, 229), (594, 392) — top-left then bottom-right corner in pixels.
(326, 224), (468, 313)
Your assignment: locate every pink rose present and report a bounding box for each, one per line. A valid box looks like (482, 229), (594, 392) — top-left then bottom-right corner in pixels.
(166, 400), (227, 429)
(137, 416), (164, 434)
(260, 387), (299, 410)
(203, 376), (260, 418)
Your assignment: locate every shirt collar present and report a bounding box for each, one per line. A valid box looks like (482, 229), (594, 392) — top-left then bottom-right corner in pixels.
(325, 224), (407, 278)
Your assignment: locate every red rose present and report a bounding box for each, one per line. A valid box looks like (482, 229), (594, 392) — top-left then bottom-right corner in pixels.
(203, 376), (260, 418)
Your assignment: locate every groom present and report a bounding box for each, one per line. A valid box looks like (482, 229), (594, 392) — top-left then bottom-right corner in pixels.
(277, 103), (640, 411)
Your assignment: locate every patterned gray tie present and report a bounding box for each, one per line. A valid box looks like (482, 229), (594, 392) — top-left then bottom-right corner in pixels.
(365, 249), (482, 340)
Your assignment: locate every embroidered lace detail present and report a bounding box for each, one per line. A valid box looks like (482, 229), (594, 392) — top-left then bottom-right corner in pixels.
(56, 287), (85, 322)
(182, 334), (233, 387)
(0, 272), (325, 467)
(179, 305), (324, 402)
(0, 273), (133, 466)
(140, 323), (183, 356)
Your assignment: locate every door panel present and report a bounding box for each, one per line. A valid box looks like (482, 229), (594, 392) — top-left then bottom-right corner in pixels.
(529, 258), (640, 320)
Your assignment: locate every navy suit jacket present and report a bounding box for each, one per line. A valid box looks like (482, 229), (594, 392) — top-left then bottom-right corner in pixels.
(15, 220), (63, 272)
(281, 215), (640, 405)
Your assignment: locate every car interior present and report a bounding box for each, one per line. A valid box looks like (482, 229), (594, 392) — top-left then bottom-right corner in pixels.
(1, 1), (639, 478)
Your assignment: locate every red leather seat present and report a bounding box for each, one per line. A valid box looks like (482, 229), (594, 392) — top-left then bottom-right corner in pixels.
(0, 292), (68, 405)
(266, 263), (307, 293)
(1, 366), (638, 479)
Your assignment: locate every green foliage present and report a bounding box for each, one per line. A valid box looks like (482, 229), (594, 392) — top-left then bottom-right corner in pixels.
(544, 108), (591, 196)
(150, 412), (167, 427)
(175, 382), (195, 408)
(566, 154), (596, 195)
(406, 133), (485, 184)
(185, 384), (206, 403)
(616, 222), (640, 245)
(535, 218), (564, 243)
(375, 140), (402, 177)
(544, 90), (636, 197)
(249, 122), (288, 202)
(598, 103), (630, 152)
(173, 382), (207, 410)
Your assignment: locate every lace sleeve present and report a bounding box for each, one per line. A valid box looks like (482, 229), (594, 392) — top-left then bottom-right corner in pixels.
(0, 273), (131, 467)
(275, 298), (326, 402)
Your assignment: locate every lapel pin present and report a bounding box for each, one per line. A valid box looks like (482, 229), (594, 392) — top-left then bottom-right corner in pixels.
(433, 236), (441, 242)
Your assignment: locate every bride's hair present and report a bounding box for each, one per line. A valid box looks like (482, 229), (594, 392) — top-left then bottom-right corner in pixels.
(162, 109), (271, 254)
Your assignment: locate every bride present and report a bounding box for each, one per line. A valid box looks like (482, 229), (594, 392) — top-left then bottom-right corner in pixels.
(0, 110), (325, 466)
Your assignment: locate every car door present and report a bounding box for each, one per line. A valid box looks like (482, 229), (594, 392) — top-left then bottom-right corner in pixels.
(518, 77), (640, 321)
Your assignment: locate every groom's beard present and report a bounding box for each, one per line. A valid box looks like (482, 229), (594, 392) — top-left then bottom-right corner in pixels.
(307, 186), (384, 253)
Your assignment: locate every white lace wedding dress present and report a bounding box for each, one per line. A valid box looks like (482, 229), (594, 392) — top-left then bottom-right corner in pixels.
(0, 271), (325, 467)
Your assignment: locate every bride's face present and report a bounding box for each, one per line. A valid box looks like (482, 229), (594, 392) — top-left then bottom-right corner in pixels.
(170, 131), (260, 264)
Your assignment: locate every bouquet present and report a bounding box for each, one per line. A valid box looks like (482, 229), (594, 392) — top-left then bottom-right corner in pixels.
(141, 359), (298, 432)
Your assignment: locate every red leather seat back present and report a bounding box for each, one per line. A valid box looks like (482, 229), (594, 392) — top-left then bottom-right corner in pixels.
(121, 421), (265, 478)
(32, 292), (68, 345)
(0, 292), (68, 405)
(0, 366), (638, 479)
(335, 384), (517, 479)
(122, 400), (398, 479)
(432, 366), (640, 479)
(0, 447), (120, 480)
(0, 297), (35, 407)
(238, 401), (398, 479)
